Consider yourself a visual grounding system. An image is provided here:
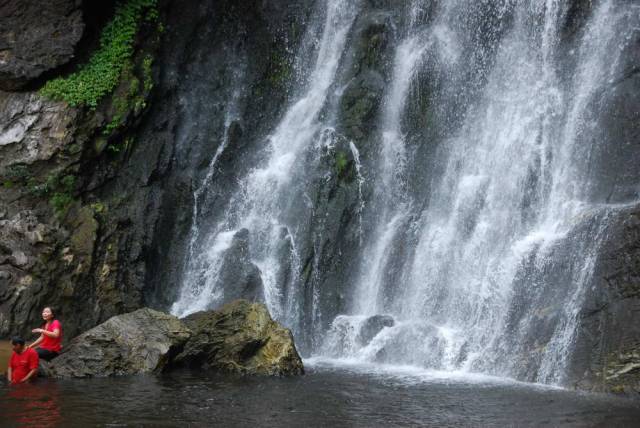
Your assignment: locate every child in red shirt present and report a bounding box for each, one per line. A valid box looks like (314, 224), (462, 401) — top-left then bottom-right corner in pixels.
(7, 337), (39, 385)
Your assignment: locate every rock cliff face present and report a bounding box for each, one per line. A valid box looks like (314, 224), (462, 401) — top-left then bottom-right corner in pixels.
(0, 0), (84, 90)
(0, 0), (639, 394)
(1, 0), (308, 340)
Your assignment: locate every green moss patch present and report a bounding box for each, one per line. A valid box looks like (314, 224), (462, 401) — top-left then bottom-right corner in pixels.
(40, 0), (158, 109)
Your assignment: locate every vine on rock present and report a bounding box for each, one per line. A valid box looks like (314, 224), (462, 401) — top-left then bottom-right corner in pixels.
(40, 0), (157, 109)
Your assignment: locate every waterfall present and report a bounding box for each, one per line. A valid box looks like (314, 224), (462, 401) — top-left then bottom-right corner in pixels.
(322, 0), (638, 384)
(172, 0), (362, 331)
(171, 0), (640, 386)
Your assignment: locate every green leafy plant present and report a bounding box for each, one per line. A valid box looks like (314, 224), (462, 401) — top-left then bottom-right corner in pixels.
(335, 151), (349, 177)
(142, 55), (154, 93)
(27, 172), (77, 218)
(40, 0), (157, 108)
(50, 193), (75, 218)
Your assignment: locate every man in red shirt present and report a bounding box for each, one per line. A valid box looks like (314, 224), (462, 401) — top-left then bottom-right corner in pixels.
(7, 337), (39, 385)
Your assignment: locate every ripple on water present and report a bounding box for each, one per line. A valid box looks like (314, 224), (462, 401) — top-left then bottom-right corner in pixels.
(0, 367), (639, 427)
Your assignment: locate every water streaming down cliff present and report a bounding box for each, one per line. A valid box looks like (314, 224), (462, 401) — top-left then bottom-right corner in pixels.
(172, 0), (362, 332)
(171, 0), (640, 386)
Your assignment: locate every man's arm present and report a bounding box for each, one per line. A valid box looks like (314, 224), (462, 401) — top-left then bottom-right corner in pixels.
(20, 368), (37, 383)
(7, 366), (11, 383)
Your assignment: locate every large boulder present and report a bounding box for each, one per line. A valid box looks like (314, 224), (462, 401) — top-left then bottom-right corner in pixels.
(42, 308), (191, 378)
(174, 300), (304, 376)
(0, 0), (84, 90)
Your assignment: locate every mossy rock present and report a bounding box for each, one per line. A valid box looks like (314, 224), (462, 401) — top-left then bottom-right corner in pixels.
(175, 300), (304, 376)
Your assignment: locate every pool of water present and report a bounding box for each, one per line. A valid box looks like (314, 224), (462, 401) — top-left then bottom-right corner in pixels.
(0, 341), (11, 377)
(0, 359), (639, 427)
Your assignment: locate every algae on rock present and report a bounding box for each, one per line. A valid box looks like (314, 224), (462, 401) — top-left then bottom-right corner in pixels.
(175, 300), (304, 376)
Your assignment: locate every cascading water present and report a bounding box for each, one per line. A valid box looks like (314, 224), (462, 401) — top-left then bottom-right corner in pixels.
(172, 0), (362, 333)
(172, 0), (640, 386)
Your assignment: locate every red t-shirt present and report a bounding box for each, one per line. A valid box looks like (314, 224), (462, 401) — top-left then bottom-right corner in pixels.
(10, 348), (39, 384)
(41, 319), (62, 352)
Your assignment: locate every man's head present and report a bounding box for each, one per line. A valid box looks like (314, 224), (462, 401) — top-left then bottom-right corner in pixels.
(11, 336), (25, 353)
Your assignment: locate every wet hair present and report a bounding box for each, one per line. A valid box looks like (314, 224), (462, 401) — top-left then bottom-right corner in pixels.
(11, 336), (25, 346)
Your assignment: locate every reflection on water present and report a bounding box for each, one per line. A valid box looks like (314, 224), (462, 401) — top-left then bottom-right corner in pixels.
(0, 367), (639, 427)
(1, 340), (62, 427)
(0, 382), (61, 428)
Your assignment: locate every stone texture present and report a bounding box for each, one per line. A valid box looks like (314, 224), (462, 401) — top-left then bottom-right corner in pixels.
(358, 314), (394, 346)
(42, 308), (192, 378)
(0, 0), (84, 90)
(568, 204), (640, 394)
(40, 301), (303, 378)
(216, 229), (265, 304)
(0, 210), (58, 336)
(0, 91), (78, 172)
(174, 300), (304, 376)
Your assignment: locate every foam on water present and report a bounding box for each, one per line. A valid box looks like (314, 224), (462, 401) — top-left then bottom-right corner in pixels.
(304, 356), (564, 391)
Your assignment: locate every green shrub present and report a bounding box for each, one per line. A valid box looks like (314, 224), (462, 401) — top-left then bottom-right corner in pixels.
(40, 0), (157, 108)
(51, 193), (75, 218)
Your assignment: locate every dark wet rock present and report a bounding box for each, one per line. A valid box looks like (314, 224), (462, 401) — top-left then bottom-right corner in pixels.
(339, 70), (385, 142)
(217, 228), (265, 304)
(42, 309), (191, 378)
(584, 37), (640, 204)
(562, 0), (594, 40)
(358, 314), (394, 346)
(140, 0), (315, 309)
(0, 0), (84, 90)
(568, 204), (640, 394)
(295, 132), (364, 352)
(338, 9), (392, 144)
(174, 300), (304, 376)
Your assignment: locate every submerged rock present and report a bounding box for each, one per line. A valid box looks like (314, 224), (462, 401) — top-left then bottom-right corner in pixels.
(42, 309), (191, 378)
(174, 300), (304, 376)
(358, 314), (395, 346)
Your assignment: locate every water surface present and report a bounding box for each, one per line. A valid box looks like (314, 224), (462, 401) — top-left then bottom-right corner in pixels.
(1, 363), (638, 427)
(1, 341), (11, 377)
